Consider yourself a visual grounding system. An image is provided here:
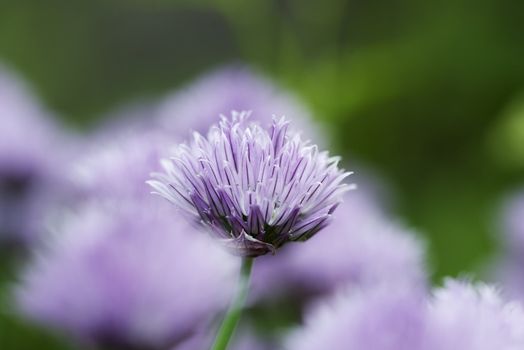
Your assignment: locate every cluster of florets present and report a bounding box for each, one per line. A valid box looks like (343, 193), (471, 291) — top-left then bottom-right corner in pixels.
(150, 112), (350, 256)
(287, 279), (524, 350)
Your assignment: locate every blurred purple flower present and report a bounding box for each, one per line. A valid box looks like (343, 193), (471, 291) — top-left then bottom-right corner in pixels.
(0, 65), (70, 243)
(286, 284), (427, 350)
(69, 128), (173, 200)
(250, 189), (427, 300)
(427, 279), (524, 350)
(156, 66), (323, 142)
(286, 279), (524, 350)
(16, 198), (239, 350)
(149, 112), (350, 256)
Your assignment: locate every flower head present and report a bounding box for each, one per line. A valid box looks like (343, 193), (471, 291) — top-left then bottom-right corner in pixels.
(427, 279), (524, 350)
(149, 112), (350, 256)
(286, 279), (524, 350)
(286, 284), (427, 350)
(70, 128), (172, 200)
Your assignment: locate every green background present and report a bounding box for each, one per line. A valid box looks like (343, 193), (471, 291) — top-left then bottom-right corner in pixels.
(1, 0), (524, 347)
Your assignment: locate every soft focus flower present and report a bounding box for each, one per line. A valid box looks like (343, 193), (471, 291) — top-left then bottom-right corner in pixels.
(427, 280), (524, 350)
(156, 66), (323, 142)
(69, 128), (172, 200)
(286, 279), (524, 350)
(0, 65), (68, 243)
(16, 199), (238, 350)
(286, 284), (427, 350)
(149, 112), (350, 256)
(250, 189), (427, 300)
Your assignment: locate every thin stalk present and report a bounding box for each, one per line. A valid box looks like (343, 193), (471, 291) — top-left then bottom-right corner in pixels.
(211, 257), (254, 350)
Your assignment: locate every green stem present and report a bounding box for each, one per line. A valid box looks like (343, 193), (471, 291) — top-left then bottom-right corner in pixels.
(211, 257), (254, 350)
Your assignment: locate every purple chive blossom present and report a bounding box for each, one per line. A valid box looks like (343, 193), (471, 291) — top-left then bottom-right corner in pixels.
(15, 199), (238, 350)
(155, 66), (323, 142)
(250, 189), (427, 301)
(149, 112), (350, 256)
(286, 279), (524, 350)
(426, 279), (524, 350)
(286, 284), (427, 350)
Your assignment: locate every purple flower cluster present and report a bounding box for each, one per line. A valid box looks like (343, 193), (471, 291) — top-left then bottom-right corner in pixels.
(149, 112), (350, 256)
(428, 280), (524, 350)
(287, 279), (524, 350)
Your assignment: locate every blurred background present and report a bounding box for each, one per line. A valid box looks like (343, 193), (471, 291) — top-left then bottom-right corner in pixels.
(1, 0), (523, 348)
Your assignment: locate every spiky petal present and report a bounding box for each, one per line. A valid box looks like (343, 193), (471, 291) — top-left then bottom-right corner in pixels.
(149, 112), (350, 256)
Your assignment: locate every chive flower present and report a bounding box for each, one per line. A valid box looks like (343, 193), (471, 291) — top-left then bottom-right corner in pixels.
(286, 279), (524, 350)
(149, 112), (350, 256)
